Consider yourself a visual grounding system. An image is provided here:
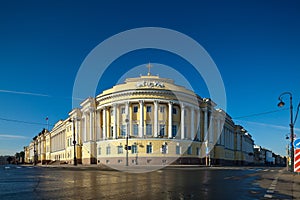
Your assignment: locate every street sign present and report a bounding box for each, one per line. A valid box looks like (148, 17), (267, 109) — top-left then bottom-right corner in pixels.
(294, 149), (300, 173)
(294, 138), (300, 149)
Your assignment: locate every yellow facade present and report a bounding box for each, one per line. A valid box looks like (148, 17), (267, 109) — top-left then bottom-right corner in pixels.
(25, 74), (254, 166)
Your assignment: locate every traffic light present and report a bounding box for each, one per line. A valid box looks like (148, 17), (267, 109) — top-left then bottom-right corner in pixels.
(125, 145), (128, 150)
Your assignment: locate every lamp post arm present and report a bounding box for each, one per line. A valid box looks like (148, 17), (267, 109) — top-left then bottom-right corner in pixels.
(294, 102), (300, 125)
(278, 92), (292, 101)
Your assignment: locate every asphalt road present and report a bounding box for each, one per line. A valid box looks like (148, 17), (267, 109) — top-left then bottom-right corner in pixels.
(0, 165), (297, 200)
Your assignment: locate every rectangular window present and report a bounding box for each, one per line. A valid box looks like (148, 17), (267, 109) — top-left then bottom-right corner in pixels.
(162, 144), (167, 154)
(98, 147), (101, 155)
(133, 124), (138, 136)
(172, 125), (177, 137)
(110, 126), (114, 137)
(172, 108), (177, 114)
(121, 125), (126, 136)
(132, 145), (137, 154)
(196, 147), (200, 156)
(176, 146), (181, 155)
(146, 124), (152, 136)
(146, 145), (152, 154)
(187, 146), (192, 155)
(121, 107), (125, 114)
(146, 106), (152, 112)
(106, 146), (111, 155)
(159, 124), (165, 136)
(117, 146), (123, 154)
(133, 106), (138, 113)
(160, 106), (165, 113)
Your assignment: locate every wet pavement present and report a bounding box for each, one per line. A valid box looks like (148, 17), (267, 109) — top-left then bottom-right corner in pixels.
(0, 165), (298, 199)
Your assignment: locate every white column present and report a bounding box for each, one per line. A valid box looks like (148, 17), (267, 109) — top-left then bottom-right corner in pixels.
(203, 108), (208, 142)
(181, 104), (185, 139)
(113, 104), (117, 139)
(197, 109), (201, 141)
(191, 108), (195, 140)
(96, 110), (101, 140)
(102, 108), (106, 140)
(217, 117), (221, 144)
(209, 112), (213, 143)
(75, 118), (79, 143)
(90, 109), (94, 141)
(154, 101), (158, 137)
(84, 113), (88, 142)
(168, 101), (173, 138)
(139, 101), (144, 137)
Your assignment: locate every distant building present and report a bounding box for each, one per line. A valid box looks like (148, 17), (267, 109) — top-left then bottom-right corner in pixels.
(25, 72), (257, 166)
(254, 145), (286, 166)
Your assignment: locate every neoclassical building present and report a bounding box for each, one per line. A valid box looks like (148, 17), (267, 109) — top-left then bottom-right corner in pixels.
(25, 72), (254, 166)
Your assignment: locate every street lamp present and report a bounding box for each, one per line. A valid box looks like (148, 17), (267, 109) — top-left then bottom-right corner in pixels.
(69, 118), (77, 166)
(277, 92), (300, 172)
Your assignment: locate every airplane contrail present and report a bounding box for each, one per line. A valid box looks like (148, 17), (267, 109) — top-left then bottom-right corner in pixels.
(235, 120), (300, 132)
(0, 134), (28, 139)
(0, 89), (51, 97)
(0, 89), (85, 100)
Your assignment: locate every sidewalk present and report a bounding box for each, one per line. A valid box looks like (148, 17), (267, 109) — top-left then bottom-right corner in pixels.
(275, 171), (300, 199)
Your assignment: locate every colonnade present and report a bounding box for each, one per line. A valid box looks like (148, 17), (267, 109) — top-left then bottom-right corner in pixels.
(79, 100), (224, 144)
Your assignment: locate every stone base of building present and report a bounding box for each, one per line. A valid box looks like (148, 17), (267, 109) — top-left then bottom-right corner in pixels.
(96, 156), (210, 166)
(82, 157), (97, 165)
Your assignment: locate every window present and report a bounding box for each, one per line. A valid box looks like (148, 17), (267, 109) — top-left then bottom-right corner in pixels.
(159, 124), (165, 136)
(146, 144), (152, 154)
(132, 145), (137, 154)
(162, 144), (167, 154)
(121, 107), (125, 114)
(146, 106), (152, 112)
(110, 126), (114, 137)
(117, 146), (123, 154)
(146, 124), (152, 136)
(176, 146), (181, 155)
(98, 147), (101, 155)
(172, 108), (177, 114)
(196, 147), (200, 156)
(160, 106), (165, 113)
(133, 106), (138, 113)
(172, 125), (177, 137)
(133, 124), (138, 136)
(121, 125), (126, 136)
(187, 146), (192, 155)
(111, 109), (114, 116)
(106, 146), (111, 155)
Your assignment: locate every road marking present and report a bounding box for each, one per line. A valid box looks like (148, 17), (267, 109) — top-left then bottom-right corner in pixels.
(264, 194), (273, 198)
(263, 176), (279, 198)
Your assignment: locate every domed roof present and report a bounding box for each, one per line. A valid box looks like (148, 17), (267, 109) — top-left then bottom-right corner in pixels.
(96, 74), (202, 106)
(98, 75), (197, 96)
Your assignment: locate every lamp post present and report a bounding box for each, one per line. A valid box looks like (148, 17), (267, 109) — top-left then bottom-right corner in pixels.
(277, 92), (300, 172)
(69, 118), (77, 166)
(125, 118), (129, 166)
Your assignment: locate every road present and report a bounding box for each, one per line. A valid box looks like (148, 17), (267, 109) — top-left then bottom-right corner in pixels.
(0, 165), (299, 199)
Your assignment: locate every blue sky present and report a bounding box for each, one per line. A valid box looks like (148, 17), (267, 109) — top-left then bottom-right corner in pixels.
(0, 0), (299, 156)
